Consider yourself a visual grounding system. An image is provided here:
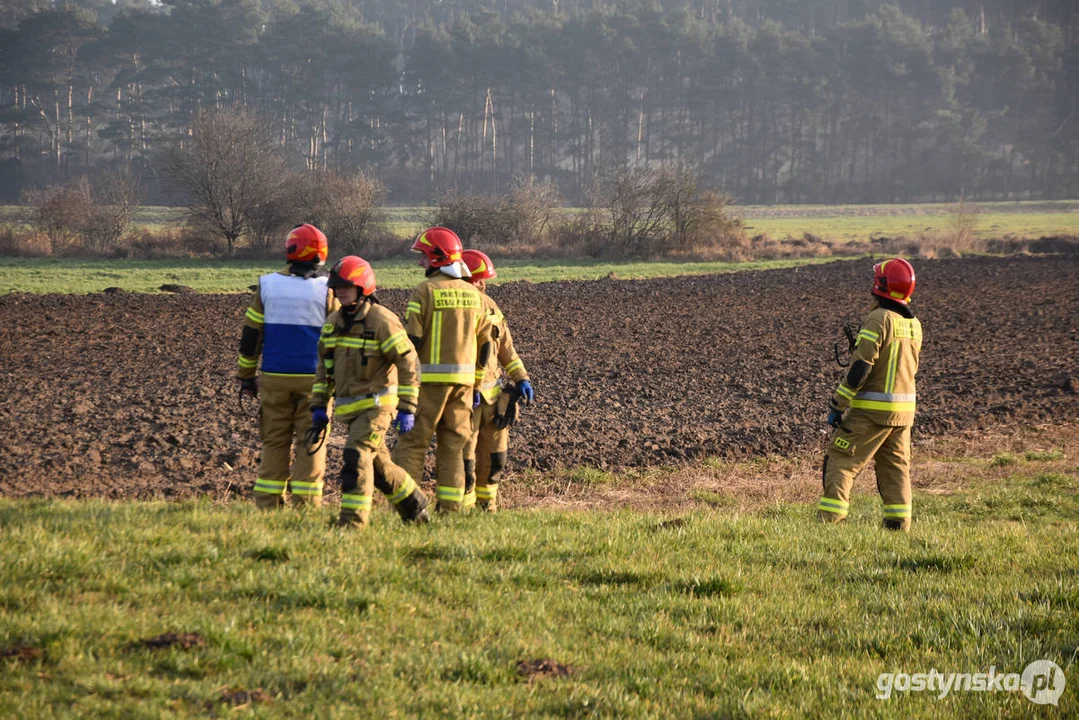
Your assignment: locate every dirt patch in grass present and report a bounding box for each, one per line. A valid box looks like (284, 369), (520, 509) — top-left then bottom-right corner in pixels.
(217, 688), (273, 707)
(139, 632), (205, 650)
(516, 659), (574, 681)
(0, 645), (43, 662)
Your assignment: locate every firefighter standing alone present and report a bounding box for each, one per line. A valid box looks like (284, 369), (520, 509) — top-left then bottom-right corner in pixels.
(236, 224), (337, 509)
(392, 227), (491, 513)
(309, 257), (430, 527)
(819, 258), (922, 531)
(460, 249), (534, 512)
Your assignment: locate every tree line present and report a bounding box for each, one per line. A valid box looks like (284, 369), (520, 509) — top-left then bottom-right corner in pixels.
(1, 0), (1076, 205)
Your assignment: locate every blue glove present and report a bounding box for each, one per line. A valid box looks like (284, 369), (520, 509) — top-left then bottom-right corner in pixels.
(311, 406), (329, 431)
(473, 390), (482, 408)
(393, 411), (415, 434)
(827, 409), (843, 428)
(518, 379), (534, 404)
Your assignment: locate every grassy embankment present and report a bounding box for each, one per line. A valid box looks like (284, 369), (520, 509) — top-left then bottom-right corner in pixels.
(1, 201), (1076, 293)
(0, 429), (1076, 717)
(3, 201), (1079, 243)
(0, 256), (847, 294)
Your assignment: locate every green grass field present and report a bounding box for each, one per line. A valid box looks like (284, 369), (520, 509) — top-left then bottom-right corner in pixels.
(0, 256), (846, 294)
(3, 201), (1077, 244)
(1, 464), (1075, 717)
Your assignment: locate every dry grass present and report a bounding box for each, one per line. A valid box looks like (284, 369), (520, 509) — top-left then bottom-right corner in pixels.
(502, 421), (1079, 514)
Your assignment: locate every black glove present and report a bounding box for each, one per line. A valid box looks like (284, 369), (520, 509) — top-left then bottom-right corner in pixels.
(492, 383), (523, 429)
(239, 377), (259, 398)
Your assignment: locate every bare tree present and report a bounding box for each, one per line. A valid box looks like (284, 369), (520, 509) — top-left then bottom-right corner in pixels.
(166, 109), (288, 256)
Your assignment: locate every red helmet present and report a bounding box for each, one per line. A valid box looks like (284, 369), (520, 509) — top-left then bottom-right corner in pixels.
(872, 258), (916, 304)
(411, 227), (463, 268)
(461, 249), (496, 281)
(328, 256), (376, 296)
(285, 224), (328, 264)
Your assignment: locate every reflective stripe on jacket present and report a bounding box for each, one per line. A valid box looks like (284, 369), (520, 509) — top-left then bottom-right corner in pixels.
(831, 303), (922, 427)
(311, 301), (419, 419)
(404, 275), (491, 385)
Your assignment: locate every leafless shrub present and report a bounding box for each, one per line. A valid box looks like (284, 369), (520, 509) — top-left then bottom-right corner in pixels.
(293, 170), (388, 254)
(572, 166), (744, 258)
(23, 177), (93, 253)
(82, 172), (141, 253)
(0, 228), (50, 257)
(431, 190), (503, 246)
(243, 169), (388, 256)
(432, 176), (562, 248)
(950, 196), (981, 246)
(167, 108), (289, 256)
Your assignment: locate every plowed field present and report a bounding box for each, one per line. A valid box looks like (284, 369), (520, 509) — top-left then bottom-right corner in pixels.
(1, 256), (1076, 499)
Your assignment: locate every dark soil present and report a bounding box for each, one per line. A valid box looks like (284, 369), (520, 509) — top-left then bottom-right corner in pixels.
(1, 256), (1075, 499)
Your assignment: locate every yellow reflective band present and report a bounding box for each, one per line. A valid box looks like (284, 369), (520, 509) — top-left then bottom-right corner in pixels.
(882, 504), (912, 517)
(254, 478), (287, 494)
(382, 330), (408, 353)
(857, 329), (879, 341)
(885, 338), (900, 393)
(387, 475), (417, 504)
(336, 395), (398, 416)
(462, 490), (477, 508)
(312, 383), (329, 394)
(324, 359), (335, 369)
(476, 485), (498, 500)
(850, 399), (916, 412)
(290, 480), (324, 496)
(321, 336), (338, 348)
(422, 372), (477, 384)
(436, 485), (465, 503)
(481, 385), (502, 403)
(407, 302), (422, 318)
(245, 308), (264, 324)
(237, 355), (258, 369)
(817, 498), (849, 514)
(398, 386), (419, 398)
(505, 359), (525, 375)
(835, 383), (856, 400)
(430, 312), (443, 365)
(341, 494), (372, 511)
(337, 337), (379, 350)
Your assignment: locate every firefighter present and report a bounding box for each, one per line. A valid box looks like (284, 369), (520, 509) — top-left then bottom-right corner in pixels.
(459, 249), (534, 512)
(309, 256), (429, 527)
(818, 258), (922, 531)
(237, 224), (337, 509)
(391, 227), (492, 513)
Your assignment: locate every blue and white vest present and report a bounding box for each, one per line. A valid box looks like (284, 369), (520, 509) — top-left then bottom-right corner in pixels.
(259, 272), (329, 375)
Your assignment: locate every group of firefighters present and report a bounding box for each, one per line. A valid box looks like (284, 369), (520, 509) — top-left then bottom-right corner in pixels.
(237, 224), (532, 527)
(237, 224), (921, 531)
